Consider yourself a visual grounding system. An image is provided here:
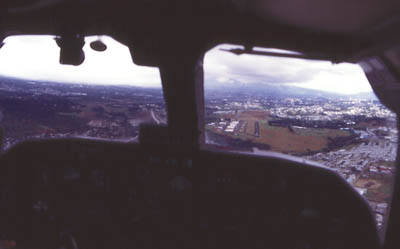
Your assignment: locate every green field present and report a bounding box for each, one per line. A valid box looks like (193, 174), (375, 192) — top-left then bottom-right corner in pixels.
(356, 177), (393, 203)
(210, 110), (353, 154)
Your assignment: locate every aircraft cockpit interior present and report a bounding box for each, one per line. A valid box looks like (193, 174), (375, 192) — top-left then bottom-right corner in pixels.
(0, 1), (399, 249)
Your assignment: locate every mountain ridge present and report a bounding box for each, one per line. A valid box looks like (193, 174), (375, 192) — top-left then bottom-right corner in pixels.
(206, 81), (377, 100)
(0, 75), (378, 100)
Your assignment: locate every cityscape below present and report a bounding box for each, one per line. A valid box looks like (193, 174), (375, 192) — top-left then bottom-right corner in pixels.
(0, 76), (397, 229)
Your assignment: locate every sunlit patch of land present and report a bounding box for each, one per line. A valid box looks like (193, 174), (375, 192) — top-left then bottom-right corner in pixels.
(208, 110), (354, 154)
(355, 176), (393, 203)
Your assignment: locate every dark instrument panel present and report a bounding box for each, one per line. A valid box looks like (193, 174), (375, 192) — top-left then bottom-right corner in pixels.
(0, 139), (381, 249)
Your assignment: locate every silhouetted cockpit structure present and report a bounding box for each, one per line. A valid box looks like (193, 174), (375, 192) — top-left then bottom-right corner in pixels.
(0, 1), (399, 249)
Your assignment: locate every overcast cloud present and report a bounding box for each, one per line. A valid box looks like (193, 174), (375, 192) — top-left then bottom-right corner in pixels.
(0, 36), (372, 94)
(204, 45), (372, 94)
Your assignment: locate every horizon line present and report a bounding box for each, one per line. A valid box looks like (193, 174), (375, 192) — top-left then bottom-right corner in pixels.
(0, 73), (375, 96)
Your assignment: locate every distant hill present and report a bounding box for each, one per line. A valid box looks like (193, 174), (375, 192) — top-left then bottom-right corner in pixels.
(0, 74), (377, 100)
(0, 75), (163, 95)
(205, 81), (377, 100)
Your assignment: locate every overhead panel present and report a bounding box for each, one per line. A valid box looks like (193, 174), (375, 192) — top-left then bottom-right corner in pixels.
(245, 0), (400, 34)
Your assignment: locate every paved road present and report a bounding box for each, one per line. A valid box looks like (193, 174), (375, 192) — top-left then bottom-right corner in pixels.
(254, 121), (260, 137)
(151, 109), (161, 125)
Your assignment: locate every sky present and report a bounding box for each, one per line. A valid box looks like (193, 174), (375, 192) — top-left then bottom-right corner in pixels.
(0, 35), (372, 94)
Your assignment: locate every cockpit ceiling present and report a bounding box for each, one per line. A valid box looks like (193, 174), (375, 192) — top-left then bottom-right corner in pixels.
(3, 0), (400, 36)
(246, 0), (400, 34)
(2, 0), (400, 63)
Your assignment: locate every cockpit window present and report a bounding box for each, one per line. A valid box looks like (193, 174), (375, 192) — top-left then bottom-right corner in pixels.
(0, 35), (166, 151)
(204, 44), (398, 230)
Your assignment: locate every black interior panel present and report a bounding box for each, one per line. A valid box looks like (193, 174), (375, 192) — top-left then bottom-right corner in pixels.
(0, 138), (381, 249)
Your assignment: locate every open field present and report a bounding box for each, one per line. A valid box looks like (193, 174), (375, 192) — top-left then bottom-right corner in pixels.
(238, 110), (269, 119)
(210, 110), (353, 154)
(355, 177), (393, 203)
(355, 179), (383, 190)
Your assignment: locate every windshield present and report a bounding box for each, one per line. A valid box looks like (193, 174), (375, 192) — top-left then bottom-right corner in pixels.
(0, 36), (166, 151)
(204, 44), (398, 230)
